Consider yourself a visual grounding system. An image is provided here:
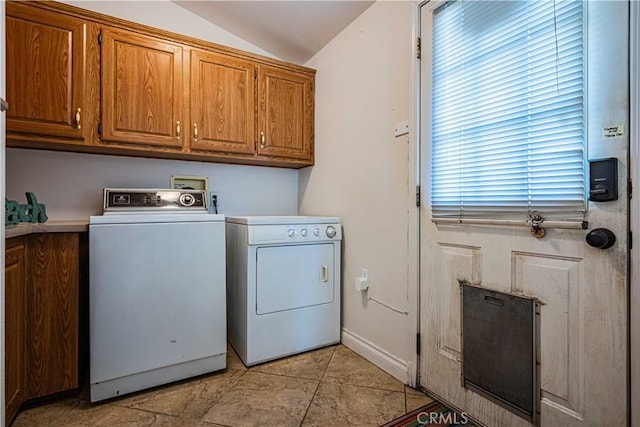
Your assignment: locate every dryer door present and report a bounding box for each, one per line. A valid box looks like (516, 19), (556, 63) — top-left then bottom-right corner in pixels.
(256, 243), (334, 315)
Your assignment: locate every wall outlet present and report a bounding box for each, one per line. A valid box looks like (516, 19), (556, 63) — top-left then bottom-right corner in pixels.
(356, 277), (369, 291)
(356, 268), (369, 291)
(210, 191), (220, 213)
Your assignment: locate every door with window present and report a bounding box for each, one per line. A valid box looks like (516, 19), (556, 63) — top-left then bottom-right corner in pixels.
(419, 1), (629, 426)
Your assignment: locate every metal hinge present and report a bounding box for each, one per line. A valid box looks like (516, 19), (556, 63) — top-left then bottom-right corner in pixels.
(416, 185), (421, 207)
(98, 31), (102, 44)
(97, 123), (102, 135)
(416, 332), (421, 355)
(0, 97), (8, 112)
(416, 37), (421, 59)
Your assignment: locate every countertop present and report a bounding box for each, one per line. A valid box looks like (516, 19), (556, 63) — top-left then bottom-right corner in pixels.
(6, 220), (89, 239)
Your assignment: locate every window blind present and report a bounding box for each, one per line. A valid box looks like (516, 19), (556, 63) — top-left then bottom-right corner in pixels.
(431, 0), (585, 222)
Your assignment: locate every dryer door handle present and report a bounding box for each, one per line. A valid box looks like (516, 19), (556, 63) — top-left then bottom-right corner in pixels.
(320, 266), (329, 282)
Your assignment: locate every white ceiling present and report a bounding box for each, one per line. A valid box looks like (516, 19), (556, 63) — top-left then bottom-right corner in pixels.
(173, 1), (375, 64)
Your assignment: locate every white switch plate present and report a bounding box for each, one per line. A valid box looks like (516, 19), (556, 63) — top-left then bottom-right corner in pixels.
(394, 120), (409, 137)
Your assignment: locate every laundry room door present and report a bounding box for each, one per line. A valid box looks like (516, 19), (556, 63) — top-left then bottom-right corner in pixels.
(419, 1), (629, 426)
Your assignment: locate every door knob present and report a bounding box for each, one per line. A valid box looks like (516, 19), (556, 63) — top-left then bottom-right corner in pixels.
(586, 228), (616, 249)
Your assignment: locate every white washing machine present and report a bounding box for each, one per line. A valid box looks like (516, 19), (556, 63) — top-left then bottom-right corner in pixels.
(226, 216), (341, 366)
(89, 189), (226, 402)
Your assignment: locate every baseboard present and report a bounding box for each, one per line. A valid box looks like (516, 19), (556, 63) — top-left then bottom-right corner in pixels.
(341, 327), (409, 384)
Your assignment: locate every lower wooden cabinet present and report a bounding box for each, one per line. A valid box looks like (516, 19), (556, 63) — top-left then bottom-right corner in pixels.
(26, 233), (80, 398)
(5, 237), (27, 425)
(4, 233), (81, 424)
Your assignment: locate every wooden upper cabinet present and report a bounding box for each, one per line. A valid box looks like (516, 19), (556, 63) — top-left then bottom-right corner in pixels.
(257, 65), (314, 162)
(100, 28), (184, 149)
(5, 1), (315, 167)
(189, 49), (256, 155)
(6, 3), (86, 140)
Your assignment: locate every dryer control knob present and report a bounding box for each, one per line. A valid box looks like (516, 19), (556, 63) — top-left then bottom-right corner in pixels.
(326, 226), (337, 238)
(301, 228), (308, 237)
(288, 229), (296, 237)
(314, 228), (320, 236)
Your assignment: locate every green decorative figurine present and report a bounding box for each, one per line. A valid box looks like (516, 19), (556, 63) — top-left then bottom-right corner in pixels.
(5, 192), (48, 226)
(5, 199), (20, 226)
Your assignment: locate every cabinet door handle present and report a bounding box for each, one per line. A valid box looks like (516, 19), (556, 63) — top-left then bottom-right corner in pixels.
(260, 131), (265, 148)
(0, 97), (8, 112)
(75, 108), (81, 130)
(193, 123), (198, 140)
(176, 121), (181, 139)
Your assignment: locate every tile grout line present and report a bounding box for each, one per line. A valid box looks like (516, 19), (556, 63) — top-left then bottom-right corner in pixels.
(193, 365), (252, 426)
(404, 386), (408, 414)
(297, 344), (338, 427)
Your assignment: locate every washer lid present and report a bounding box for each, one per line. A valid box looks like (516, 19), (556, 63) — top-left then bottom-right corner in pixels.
(225, 215), (341, 225)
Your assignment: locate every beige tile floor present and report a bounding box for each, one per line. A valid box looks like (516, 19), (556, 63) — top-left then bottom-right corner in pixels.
(12, 344), (434, 427)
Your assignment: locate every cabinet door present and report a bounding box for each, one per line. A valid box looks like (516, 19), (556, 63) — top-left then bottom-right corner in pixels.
(101, 28), (183, 149)
(5, 239), (26, 425)
(6, 3), (86, 140)
(190, 49), (256, 154)
(26, 233), (79, 398)
(257, 66), (314, 162)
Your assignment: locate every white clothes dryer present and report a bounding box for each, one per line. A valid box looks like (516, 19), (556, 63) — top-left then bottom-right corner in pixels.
(226, 216), (341, 366)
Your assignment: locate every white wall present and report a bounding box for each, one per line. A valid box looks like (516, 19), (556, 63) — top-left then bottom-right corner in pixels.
(7, 149), (297, 219)
(6, 1), (297, 220)
(299, 1), (413, 379)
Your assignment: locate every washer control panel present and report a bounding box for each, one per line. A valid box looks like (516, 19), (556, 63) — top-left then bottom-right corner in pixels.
(249, 223), (342, 244)
(103, 188), (207, 212)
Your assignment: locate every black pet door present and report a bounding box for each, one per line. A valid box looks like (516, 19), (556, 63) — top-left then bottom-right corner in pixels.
(461, 283), (541, 426)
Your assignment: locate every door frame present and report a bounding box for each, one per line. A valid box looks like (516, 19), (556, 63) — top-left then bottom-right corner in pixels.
(629, 1), (639, 425)
(407, 0), (422, 388)
(1, 0), (7, 424)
